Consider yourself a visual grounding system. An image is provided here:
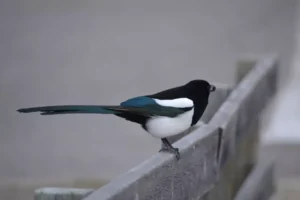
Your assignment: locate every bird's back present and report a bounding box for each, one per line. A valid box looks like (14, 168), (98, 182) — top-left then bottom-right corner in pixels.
(147, 85), (188, 100)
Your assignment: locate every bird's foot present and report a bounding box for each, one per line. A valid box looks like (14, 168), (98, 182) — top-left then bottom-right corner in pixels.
(159, 146), (180, 160)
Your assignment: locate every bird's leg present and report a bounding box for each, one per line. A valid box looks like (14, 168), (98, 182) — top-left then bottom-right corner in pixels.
(159, 138), (180, 160)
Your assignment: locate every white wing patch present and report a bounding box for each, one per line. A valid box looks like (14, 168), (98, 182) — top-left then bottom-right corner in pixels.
(154, 98), (193, 108)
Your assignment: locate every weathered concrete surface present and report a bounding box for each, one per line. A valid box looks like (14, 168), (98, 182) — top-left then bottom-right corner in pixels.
(236, 57), (278, 141)
(211, 56), (278, 169)
(83, 125), (220, 200)
(234, 160), (275, 200)
(201, 117), (260, 200)
(35, 188), (94, 200)
(199, 56), (278, 199)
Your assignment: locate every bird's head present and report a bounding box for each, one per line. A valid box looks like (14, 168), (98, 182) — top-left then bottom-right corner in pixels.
(185, 79), (216, 97)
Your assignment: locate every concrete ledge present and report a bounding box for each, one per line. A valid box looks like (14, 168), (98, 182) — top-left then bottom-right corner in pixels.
(203, 55), (278, 199)
(35, 187), (94, 200)
(234, 160), (275, 200)
(84, 125), (220, 200)
(201, 119), (260, 200)
(210, 55), (278, 170)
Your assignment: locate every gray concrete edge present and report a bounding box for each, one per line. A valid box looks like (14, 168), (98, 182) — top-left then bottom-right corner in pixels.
(234, 160), (275, 200)
(83, 124), (221, 200)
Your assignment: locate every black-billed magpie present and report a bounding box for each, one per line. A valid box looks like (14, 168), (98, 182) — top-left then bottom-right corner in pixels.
(17, 80), (216, 160)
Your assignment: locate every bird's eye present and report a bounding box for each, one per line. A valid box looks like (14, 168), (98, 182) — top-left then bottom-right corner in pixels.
(209, 85), (216, 92)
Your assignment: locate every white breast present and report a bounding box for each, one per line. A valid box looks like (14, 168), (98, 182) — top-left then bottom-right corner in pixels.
(145, 108), (194, 138)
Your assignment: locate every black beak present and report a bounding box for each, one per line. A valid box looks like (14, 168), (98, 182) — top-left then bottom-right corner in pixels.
(210, 85), (216, 92)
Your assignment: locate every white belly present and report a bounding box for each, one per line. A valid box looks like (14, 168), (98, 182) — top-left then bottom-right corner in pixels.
(145, 109), (194, 138)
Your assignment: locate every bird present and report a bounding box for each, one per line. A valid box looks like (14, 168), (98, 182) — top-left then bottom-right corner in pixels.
(17, 79), (216, 160)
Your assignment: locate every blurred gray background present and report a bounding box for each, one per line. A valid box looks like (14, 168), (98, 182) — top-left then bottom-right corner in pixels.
(0, 0), (298, 199)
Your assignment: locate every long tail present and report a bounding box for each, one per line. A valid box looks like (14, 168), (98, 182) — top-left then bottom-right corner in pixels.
(17, 105), (127, 115)
(17, 105), (164, 117)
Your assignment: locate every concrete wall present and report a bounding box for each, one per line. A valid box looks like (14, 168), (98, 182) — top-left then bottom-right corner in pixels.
(0, 0), (297, 188)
